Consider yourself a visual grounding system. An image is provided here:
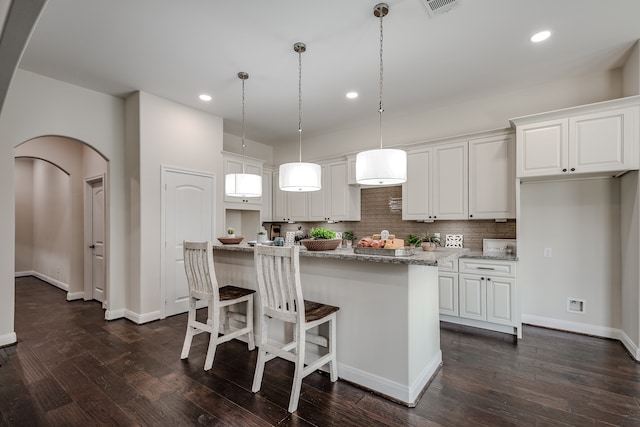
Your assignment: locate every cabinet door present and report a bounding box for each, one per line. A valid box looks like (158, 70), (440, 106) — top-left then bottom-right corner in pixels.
(223, 156), (262, 204)
(402, 150), (431, 220)
(288, 191), (308, 221)
(459, 274), (486, 321)
(307, 165), (327, 221)
(469, 134), (515, 219)
(516, 118), (568, 177)
(438, 272), (458, 316)
(486, 276), (515, 326)
(433, 142), (468, 219)
(569, 107), (638, 173)
(272, 171), (288, 221)
(261, 168), (273, 222)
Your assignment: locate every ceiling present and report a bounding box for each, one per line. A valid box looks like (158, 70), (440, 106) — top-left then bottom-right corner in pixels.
(18, 0), (640, 146)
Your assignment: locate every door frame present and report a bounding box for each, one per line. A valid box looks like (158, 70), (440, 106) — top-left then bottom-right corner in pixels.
(160, 165), (216, 319)
(83, 173), (107, 305)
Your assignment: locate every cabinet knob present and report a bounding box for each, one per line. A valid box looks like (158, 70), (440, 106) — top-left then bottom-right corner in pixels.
(562, 168), (567, 172)
(469, 214), (473, 218)
(570, 168), (576, 172)
(487, 277), (491, 281)
(481, 277), (485, 280)
(434, 216), (437, 219)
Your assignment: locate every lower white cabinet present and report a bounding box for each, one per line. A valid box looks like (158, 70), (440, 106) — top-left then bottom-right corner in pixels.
(440, 257), (520, 337)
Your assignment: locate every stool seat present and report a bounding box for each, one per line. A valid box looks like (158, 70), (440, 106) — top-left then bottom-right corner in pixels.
(304, 300), (339, 323)
(220, 285), (255, 301)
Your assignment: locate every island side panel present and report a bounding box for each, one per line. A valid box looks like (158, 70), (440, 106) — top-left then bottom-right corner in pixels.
(408, 264), (442, 404)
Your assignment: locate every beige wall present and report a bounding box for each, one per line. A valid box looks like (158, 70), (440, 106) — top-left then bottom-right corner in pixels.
(620, 172), (640, 356)
(14, 157), (33, 273)
(623, 41), (640, 97)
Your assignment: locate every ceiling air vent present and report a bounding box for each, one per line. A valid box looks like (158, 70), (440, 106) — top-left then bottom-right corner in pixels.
(422, 0), (460, 18)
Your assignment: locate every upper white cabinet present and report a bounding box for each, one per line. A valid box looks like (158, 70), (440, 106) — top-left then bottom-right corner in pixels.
(402, 141), (468, 220)
(468, 134), (516, 219)
(222, 152), (263, 205)
(512, 99), (640, 179)
(273, 160), (360, 222)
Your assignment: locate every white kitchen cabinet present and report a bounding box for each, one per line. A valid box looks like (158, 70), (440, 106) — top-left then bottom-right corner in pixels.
(222, 152), (263, 205)
(402, 141), (467, 220)
(438, 258), (459, 317)
(513, 102), (640, 179)
(441, 258), (519, 337)
(272, 171), (308, 222)
(468, 134), (516, 219)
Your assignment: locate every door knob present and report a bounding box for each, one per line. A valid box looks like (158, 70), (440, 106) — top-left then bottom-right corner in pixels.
(89, 244), (95, 249)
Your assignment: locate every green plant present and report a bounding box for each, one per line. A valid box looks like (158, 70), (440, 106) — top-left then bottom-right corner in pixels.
(407, 234), (422, 247)
(422, 234), (441, 245)
(310, 227), (336, 240)
(257, 230), (266, 235)
(227, 227), (235, 234)
(343, 231), (355, 241)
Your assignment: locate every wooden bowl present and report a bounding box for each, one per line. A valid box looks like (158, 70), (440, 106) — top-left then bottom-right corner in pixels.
(300, 238), (341, 251)
(217, 236), (244, 245)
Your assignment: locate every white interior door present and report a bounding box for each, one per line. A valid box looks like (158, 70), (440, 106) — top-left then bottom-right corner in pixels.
(90, 179), (105, 302)
(163, 169), (214, 317)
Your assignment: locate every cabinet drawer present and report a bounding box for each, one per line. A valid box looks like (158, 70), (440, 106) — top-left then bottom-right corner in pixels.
(459, 259), (516, 277)
(438, 258), (458, 272)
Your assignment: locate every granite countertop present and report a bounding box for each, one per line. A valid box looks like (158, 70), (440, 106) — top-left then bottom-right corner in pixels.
(459, 250), (519, 261)
(213, 243), (464, 267)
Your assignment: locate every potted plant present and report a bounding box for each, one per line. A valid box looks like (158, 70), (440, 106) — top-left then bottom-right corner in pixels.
(257, 228), (267, 243)
(301, 227), (341, 251)
(343, 231), (355, 248)
(420, 234), (441, 251)
(407, 234), (423, 248)
(226, 227), (235, 238)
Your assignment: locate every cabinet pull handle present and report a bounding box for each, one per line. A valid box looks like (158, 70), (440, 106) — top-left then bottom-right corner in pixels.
(477, 266), (495, 270)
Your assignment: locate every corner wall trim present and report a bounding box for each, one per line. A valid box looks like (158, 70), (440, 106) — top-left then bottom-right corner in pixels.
(14, 270), (35, 278)
(31, 271), (69, 292)
(522, 314), (639, 362)
(105, 309), (125, 320)
(66, 292), (85, 301)
(124, 309), (161, 325)
(0, 332), (17, 347)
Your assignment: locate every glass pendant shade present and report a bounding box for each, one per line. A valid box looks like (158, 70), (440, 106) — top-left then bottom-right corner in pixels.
(225, 172), (262, 197)
(279, 162), (321, 192)
(355, 148), (407, 185)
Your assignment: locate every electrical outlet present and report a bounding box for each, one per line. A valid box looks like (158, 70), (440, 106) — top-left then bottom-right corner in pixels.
(567, 298), (585, 314)
(543, 248), (552, 257)
(434, 233), (440, 238)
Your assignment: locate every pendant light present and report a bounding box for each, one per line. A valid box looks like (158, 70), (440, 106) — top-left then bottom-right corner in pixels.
(279, 42), (322, 192)
(355, 3), (407, 186)
(225, 71), (262, 198)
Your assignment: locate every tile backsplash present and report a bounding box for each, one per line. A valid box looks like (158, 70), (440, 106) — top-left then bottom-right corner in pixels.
(270, 186), (516, 251)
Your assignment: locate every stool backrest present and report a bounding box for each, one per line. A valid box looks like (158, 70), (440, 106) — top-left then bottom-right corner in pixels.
(183, 241), (219, 301)
(254, 245), (304, 324)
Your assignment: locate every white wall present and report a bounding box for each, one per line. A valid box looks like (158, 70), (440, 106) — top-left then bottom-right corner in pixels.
(274, 69), (622, 163)
(519, 179), (622, 333)
(620, 172), (640, 356)
(131, 91), (224, 317)
(0, 70), (127, 333)
(223, 132), (274, 165)
(14, 157), (33, 273)
(32, 159), (71, 287)
(623, 41), (640, 97)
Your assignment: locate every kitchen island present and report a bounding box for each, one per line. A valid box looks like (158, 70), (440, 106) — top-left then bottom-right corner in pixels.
(212, 244), (460, 406)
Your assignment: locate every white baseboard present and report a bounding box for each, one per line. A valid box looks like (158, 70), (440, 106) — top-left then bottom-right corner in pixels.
(337, 350), (442, 405)
(14, 270), (35, 278)
(31, 271), (69, 292)
(105, 308), (125, 320)
(522, 314), (640, 361)
(124, 309), (161, 325)
(0, 332), (17, 347)
(66, 292), (85, 301)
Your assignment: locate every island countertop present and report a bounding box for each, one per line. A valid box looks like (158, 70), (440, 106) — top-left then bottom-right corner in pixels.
(213, 243), (464, 266)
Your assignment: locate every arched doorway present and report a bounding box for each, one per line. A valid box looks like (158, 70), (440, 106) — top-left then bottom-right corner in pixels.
(15, 135), (109, 305)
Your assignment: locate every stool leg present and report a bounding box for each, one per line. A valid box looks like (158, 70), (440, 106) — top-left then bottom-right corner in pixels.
(247, 296), (255, 351)
(329, 314), (338, 382)
(252, 314), (268, 392)
(204, 301), (220, 371)
(288, 326), (305, 412)
(180, 297), (197, 359)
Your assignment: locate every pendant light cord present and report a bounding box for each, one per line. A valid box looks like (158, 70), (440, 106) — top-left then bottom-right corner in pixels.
(298, 45), (303, 163)
(241, 75), (246, 173)
(378, 9), (384, 150)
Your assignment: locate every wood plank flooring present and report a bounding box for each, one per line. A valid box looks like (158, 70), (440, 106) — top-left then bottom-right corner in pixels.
(2, 276), (639, 426)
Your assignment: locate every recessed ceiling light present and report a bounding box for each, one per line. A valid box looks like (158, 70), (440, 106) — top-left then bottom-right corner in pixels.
(530, 30), (551, 43)
(199, 94), (212, 101)
(346, 92), (358, 99)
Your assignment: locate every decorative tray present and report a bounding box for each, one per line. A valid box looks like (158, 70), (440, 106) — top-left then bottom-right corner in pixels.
(217, 236), (244, 244)
(353, 247), (414, 257)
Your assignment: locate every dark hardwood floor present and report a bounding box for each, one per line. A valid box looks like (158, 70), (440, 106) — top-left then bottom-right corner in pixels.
(2, 276), (639, 426)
